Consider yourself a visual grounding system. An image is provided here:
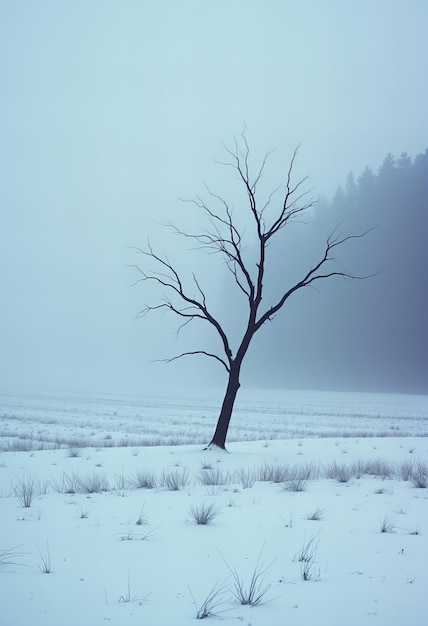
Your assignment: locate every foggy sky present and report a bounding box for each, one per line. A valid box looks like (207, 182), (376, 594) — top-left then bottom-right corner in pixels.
(1, 0), (427, 397)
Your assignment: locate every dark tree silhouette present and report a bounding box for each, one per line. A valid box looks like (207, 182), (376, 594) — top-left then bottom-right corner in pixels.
(132, 134), (371, 449)
(300, 147), (428, 394)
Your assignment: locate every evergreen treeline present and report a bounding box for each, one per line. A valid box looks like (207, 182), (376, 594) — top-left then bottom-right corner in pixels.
(246, 148), (428, 394)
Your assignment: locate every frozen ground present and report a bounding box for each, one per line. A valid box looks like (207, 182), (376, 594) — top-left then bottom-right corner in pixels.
(1, 389), (427, 626)
(1, 388), (427, 450)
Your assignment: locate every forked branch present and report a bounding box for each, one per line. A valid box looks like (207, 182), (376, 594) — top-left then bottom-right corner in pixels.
(255, 227), (376, 331)
(130, 244), (233, 365)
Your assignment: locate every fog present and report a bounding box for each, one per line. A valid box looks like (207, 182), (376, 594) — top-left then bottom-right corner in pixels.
(1, 0), (427, 397)
(241, 170), (428, 395)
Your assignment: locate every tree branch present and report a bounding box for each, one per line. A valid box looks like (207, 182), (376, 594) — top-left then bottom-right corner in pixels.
(130, 245), (233, 365)
(154, 351), (230, 373)
(132, 132), (373, 406)
(255, 227), (376, 331)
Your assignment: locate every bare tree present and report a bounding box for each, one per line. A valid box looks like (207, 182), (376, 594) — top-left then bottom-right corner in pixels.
(132, 133), (371, 450)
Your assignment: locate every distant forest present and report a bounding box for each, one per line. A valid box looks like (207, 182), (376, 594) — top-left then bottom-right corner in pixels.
(244, 148), (428, 394)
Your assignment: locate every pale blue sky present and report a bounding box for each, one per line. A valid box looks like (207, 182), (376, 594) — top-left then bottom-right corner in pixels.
(1, 0), (427, 395)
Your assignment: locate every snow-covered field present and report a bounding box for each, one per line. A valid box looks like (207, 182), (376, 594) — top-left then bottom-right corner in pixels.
(1, 389), (428, 626)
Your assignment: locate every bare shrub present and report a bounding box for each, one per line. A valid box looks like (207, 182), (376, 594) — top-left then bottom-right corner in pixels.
(189, 581), (230, 619)
(380, 516), (395, 533)
(285, 478), (307, 492)
(134, 505), (149, 526)
(324, 461), (352, 483)
(66, 447), (82, 458)
(366, 460), (394, 479)
(234, 468), (257, 489)
(159, 469), (191, 491)
(64, 437), (90, 449)
(220, 550), (275, 606)
(79, 506), (90, 519)
(130, 469), (157, 489)
(305, 507), (326, 521)
(4, 438), (35, 452)
(50, 472), (78, 494)
(188, 502), (222, 525)
(198, 469), (231, 486)
(396, 459), (415, 481)
(258, 463), (289, 483)
(290, 462), (319, 481)
(14, 476), (37, 508)
(351, 459), (370, 479)
(114, 471), (128, 490)
(411, 460), (428, 488)
(75, 472), (111, 494)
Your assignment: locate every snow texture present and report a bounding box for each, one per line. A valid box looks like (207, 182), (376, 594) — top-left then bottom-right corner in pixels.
(1, 389), (427, 625)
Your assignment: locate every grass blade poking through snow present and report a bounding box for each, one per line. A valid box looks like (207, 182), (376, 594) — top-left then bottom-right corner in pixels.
(14, 475), (37, 508)
(294, 534), (320, 581)
(411, 460), (428, 488)
(188, 581), (231, 619)
(305, 506), (326, 521)
(37, 541), (52, 574)
(380, 516), (396, 533)
(218, 548), (276, 607)
(188, 502), (222, 525)
(159, 468), (191, 491)
(0, 546), (28, 569)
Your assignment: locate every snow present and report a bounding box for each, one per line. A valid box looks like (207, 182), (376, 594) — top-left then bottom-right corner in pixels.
(1, 389), (427, 626)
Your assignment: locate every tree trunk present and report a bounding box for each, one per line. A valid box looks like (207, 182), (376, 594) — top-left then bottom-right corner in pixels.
(207, 361), (241, 450)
